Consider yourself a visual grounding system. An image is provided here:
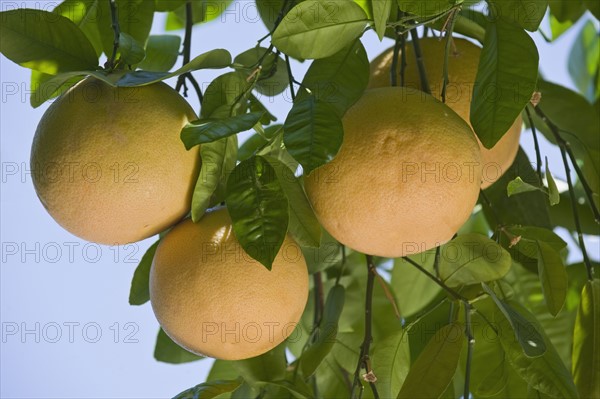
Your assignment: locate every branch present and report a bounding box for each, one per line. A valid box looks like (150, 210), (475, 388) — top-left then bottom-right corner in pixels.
(285, 54), (296, 101)
(409, 28), (431, 95)
(176, 1), (203, 104)
(313, 272), (324, 328)
(463, 302), (474, 399)
(350, 255), (380, 399)
(105, 0), (120, 70)
(391, 9), (405, 87)
(401, 256), (467, 302)
(524, 107), (543, 182)
(441, 8), (459, 103)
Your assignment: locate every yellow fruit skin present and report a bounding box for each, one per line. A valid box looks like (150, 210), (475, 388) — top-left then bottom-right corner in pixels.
(30, 77), (200, 245)
(305, 87), (482, 257)
(369, 38), (522, 188)
(149, 208), (309, 360)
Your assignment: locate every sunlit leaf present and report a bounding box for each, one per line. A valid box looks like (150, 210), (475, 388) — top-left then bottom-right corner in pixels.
(372, 329), (410, 399)
(200, 72), (251, 118)
(272, 0), (368, 59)
(52, 0), (104, 57)
(181, 112), (264, 149)
(545, 158), (560, 206)
(507, 177), (544, 197)
(128, 240), (159, 305)
(371, 0), (392, 40)
(0, 9), (98, 74)
(118, 32), (145, 65)
(487, 0), (548, 31)
(138, 34), (181, 72)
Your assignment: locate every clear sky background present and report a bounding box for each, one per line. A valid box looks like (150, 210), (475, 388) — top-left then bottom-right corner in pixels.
(1, 2), (598, 398)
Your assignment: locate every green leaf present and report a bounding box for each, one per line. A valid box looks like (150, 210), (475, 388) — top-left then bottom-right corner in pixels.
(536, 241), (568, 316)
(52, 0), (104, 57)
(372, 329), (410, 399)
(504, 225), (567, 259)
(470, 19), (539, 148)
(397, 0), (455, 17)
(272, 0), (368, 59)
(397, 323), (464, 399)
(155, 0), (185, 11)
(438, 233), (512, 287)
(201, 72), (251, 118)
(301, 230), (343, 274)
(234, 343), (287, 383)
(181, 112), (264, 149)
(372, 0), (392, 40)
(549, 0), (585, 23)
(572, 279), (600, 399)
(483, 283), (547, 357)
(233, 47), (289, 97)
(264, 157), (322, 248)
(167, 0), (233, 29)
(0, 9), (98, 74)
(493, 301), (579, 398)
(545, 158), (560, 206)
(487, 0), (548, 31)
(298, 39), (370, 117)
(225, 156), (289, 269)
(507, 176), (545, 197)
(118, 32), (145, 65)
(116, 49), (232, 86)
(128, 240), (159, 305)
(256, 0), (286, 31)
(191, 136), (237, 222)
(392, 250), (442, 318)
(299, 285), (345, 377)
(173, 378), (243, 399)
(238, 125), (281, 162)
(115, 0), (154, 47)
(584, 0), (600, 18)
(550, 190), (600, 235)
(569, 21), (600, 101)
(482, 148), (552, 229)
(283, 95), (344, 175)
(138, 34), (181, 72)
(154, 328), (202, 364)
(30, 70), (84, 108)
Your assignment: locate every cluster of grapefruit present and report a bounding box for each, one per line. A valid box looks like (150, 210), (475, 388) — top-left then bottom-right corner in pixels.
(30, 38), (520, 360)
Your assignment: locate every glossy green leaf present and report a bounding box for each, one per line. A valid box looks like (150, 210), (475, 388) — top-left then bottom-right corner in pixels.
(283, 95), (344, 175)
(471, 19), (539, 148)
(300, 285), (345, 377)
(572, 279), (600, 399)
(371, 329), (410, 399)
(392, 250), (442, 317)
(30, 70), (84, 108)
(116, 49), (232, 86)
(481, 148), (552, 229)
(167, 0), (233, 29)
(154, 328), (203, 364)
(438, 234), (512, 287)
(545, 158), (560, 206)
(372, 0), (392, 40)
(536, 241), (568, 316)
(0, 9), (98, 74)
(397, 0), (455, 17)
(128, 240), (159, 305)
(138, 34), (181, 72)
(272, 0), (368, 59)
(238, 125), (282, 162)
(483, 283), (547, 357)
(493, 301), (579, 398)
(397, 323), (464, 399)
(505, 225), (567, 259)
(191, 136), (237, 222)
(173, 378), (243, 399)
(264, 157), (322, 248)
(487, 0), (548, 31)
(298, 40), (369, 117)
(233, 47), (289, 96)
(569, 21), (599, 101)
(201, 72), (251, 118)
(181, 112), (264, 149)
(548, 0), (585, 23)
(507, 177), (545, 197)
(118, 32), (145, 65)
(52, 0), (104, 57)
(115, 0), (154, 48)
(225, 156), (289, 269)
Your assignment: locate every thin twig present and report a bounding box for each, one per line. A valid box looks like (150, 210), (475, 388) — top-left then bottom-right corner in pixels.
(524, 107), (543, 182)
(402, 256), (466, 302)
(391, 9), (404, 87)
(441, 8), (459, 103)
(175, 1), (203, 104)
(105, 0), (120, 70)
(335, 245), (347, 286)
(285, 54), (296, 101)
(350, 255), (380, 399)
(463, 302), (474, 399)
(409, 29), (431, 95)
(313, 272), (324, 328)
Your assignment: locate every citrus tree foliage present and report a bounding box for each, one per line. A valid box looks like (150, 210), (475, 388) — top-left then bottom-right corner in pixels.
(1, 0), (599, 398)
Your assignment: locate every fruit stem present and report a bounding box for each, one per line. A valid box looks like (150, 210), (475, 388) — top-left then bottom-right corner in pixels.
(524, 106), (544, 183)
(285, 54), (296, 101)
(106, 0), (120, 70)
(391, 9), (407, 87)
(313, 272), (324, 327)
(531, 105), (597, 280)
(463, 302), (474, 399)
(176, 1), (203, 104)
(409, 29), (431, 95)
(350, 255), (380, 399)
(441, 8), (459, 103)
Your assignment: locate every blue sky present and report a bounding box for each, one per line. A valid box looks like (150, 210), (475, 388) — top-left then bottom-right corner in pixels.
(1, 3), (598, 398)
